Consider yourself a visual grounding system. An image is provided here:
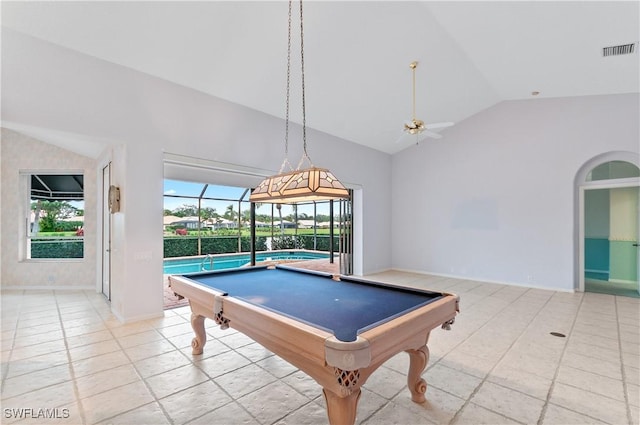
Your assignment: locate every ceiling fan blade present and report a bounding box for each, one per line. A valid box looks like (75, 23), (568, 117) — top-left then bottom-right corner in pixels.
(421, 129), (443, 139)
(395, 132), (410, 144)
(425, 122), (454, 130)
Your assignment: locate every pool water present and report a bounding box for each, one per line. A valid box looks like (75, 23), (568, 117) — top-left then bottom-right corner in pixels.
(163, 251), (330, 274)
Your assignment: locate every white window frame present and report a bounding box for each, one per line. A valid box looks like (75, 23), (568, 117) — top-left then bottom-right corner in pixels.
(21, 171), (85, 262)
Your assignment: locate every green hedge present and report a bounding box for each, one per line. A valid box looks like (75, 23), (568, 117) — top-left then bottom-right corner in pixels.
(164, 235), (341, 258)
(54, 221), (84, 232)
(164, 236), (267, 258)
(31, 239), (84, 259)
(297, 235), (340, 251)
(29, 235), (337, 260)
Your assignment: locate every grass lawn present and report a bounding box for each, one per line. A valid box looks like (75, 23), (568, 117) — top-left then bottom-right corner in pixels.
(165, 228), (336, 237)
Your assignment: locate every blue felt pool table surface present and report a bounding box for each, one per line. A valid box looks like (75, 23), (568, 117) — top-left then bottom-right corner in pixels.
(180, 266), (446, 342)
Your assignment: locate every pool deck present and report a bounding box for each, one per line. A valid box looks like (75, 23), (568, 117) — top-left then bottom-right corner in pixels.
(164, 258), (340, 309)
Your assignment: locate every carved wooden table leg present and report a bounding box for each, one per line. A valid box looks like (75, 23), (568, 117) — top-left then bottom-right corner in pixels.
(190, 313), (207, 355)
(406, 345), (429, 402)
(323, 388), (361, 425)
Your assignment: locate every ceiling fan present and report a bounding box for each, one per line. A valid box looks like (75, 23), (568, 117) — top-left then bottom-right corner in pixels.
(396, 61), (453, 143)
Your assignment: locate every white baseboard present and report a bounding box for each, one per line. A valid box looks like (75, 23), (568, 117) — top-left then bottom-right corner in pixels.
(609, 279), (639, 285)
(585, 269), (609, 275)
(110, 307), (164, 324)
(389, 268), (575, 293)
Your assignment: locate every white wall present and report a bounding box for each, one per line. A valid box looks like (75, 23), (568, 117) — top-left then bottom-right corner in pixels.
(391, 93), (639, 291)
(0, 129), (97, 288)
(2, 29), (391, 321)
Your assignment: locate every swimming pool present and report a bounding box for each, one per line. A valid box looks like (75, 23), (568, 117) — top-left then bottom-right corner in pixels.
(163, 250), (331, 274)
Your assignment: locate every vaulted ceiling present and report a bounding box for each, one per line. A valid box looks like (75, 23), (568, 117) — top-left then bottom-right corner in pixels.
(2, 1), (638, 154)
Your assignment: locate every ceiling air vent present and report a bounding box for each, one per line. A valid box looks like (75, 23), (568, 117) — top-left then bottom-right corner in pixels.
(602, 43), (636, 57)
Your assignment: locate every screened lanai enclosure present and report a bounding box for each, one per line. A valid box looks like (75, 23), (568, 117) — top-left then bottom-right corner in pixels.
(163, 179), (353, 275)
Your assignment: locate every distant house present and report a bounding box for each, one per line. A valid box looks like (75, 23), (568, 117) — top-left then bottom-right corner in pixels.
(297, 219), (316, 229)
(61, 215), (84, 223)
(273, 220), (296, 229)
(207, 218), (237, 230)
(162, 215), (182, 231)
(316, 221), (339, 229)
(167, 216), (202, 230)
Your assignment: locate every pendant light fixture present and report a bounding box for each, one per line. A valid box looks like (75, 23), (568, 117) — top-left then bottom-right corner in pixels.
(250, 0), (349, 204)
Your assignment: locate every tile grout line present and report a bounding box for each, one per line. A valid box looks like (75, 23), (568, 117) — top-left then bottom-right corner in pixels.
(437, 291), (522, 424)
(55, 290), (88, 425)
(55, 292), (173, 424)
(180, 310), (329, 425)
(615, 296), (634, 425)
(155, 326), (246, 425)
(386, 285), (532, 425)
(374, 283), (508, 418)
(535, 291), (586, 425)
(186, 323), (299, 425)
(0, 290), (23, 398)
(87, 303), (279, 425)
(535, 295), (630, 424)
(448, 288), (569, 425)
(362, 278), (500, 423)
(90, 303), (177, 425)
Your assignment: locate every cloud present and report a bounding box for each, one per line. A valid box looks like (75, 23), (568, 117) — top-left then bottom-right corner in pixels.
(164, 189), (176, 195)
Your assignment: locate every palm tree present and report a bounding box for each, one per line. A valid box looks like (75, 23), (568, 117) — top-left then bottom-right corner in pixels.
(276, 204), (284, 235)
(224, 204), (236, 221)
(292, 204), (298, 230)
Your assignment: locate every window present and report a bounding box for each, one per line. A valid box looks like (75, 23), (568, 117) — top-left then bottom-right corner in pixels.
(586, 160), (640, 181)
(26, 173), (84, 259)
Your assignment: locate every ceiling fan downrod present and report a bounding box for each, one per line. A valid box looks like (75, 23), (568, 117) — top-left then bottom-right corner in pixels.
(410, 61), (418, 122)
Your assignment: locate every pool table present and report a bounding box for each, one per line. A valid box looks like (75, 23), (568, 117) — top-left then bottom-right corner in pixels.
(169, 265), (459, 425)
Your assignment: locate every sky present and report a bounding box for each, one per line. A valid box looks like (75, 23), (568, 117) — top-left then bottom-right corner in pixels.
(163, 179), (332, 219)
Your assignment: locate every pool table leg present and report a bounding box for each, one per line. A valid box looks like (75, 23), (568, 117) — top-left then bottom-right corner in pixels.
(190, 313), (207, 355)
(323, 388), (361, 425)
(406, 344), (430, 403)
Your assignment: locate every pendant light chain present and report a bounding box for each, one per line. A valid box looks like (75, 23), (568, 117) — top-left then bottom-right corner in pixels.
(249, 0), (349, 203)
(298, 0), (309, 164)
(283, 0), (312, 172)
(280, 1), (294, 173)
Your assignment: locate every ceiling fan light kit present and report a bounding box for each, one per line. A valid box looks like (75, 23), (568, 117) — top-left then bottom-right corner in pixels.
(250, 0), (349, 204)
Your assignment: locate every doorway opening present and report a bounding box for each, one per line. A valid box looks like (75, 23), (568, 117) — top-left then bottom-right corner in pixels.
(102, 163), (112, 300)
(161, 178), (353, 309)
(576, 153), (640, 297)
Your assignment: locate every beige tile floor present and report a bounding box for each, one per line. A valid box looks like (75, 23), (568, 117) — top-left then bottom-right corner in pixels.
(1, 270), (639, 425)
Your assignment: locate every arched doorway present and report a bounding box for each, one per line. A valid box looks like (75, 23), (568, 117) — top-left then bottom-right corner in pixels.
(575, 152), (640, 296)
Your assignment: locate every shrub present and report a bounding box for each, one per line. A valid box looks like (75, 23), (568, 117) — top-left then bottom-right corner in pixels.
(271, 235), (304, 250)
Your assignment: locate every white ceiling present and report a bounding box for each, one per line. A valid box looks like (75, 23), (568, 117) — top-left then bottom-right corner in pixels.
(2, 1), (639, 155)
